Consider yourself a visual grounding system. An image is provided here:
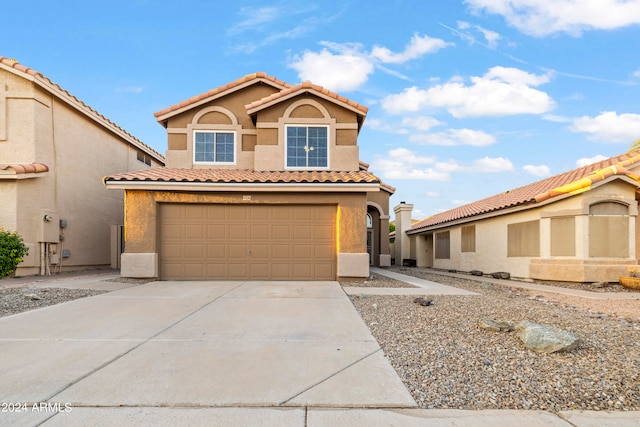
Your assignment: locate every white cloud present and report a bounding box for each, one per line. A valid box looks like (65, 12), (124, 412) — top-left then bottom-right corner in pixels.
(634, 69), (640, 78)
(409, 128), (497, 146)
(543, 114), (572, 123)
(465, 0), (640, 37)
(365, 119), (409, 134)
(456, 20), (501, 48)
(569, 111), (640, 143)
(523, 164), (551, 177)
(289, 34), (451, 92)
(289, 45), (374, 92)
(381, 66), (555, 117)
(227, 6), (279, 35)
(576, 155), (609, 167)
(370, 148), (449, 181)
(372, 148), (514, 181)
(472, 157), (515, 173)
(371, 34), (452, 64)
(401, 116), (444, 131)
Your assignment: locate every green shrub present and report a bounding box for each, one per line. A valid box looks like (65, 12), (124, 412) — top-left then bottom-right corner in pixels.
(0, 229), (29, 278)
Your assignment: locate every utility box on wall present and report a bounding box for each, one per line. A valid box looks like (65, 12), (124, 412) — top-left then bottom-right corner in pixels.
(40, 210), (61, 243)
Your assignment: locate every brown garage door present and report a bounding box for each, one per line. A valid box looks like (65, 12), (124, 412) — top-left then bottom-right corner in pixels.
(159, 204), (336, 280)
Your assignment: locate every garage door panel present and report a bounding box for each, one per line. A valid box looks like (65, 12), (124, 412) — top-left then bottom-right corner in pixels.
(185, 206), (205, 220)
(207, 244), (226, 258)
(293, 225), (312, 239)
(293, 207), (313, 221)
(271, 244), (290, 258)
(250, 264), (269, 278)
(315, 264), (334, 280)
(184, 244), (204, 258)
(271, 264), (291, 279)
(228, 205), (249, 220)
(161, 224), (183, 240)
(184, 263), (204, 278)
(207, 206), (227, 220)
(292, 244), (312, 260)
(185, 224), (204, 239)
(250, 205), (270, 220)
(228, 263), (248, 278)
(314, 244), (334, 260)
(249, 245), (269, 259)
(228, 224), (248, 239)
(160, 204), (336, 280)
(228, 244), (248, 259)
(250, 224), (269, 239)
(207, 224), (226, 239)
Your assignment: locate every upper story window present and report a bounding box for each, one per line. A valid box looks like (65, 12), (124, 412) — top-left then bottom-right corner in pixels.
(194, 131), (235, 164)
(286, 126), (328, 169)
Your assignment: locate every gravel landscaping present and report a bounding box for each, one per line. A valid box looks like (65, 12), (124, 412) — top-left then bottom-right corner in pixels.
(0, 287), (106, 318)
(344, 268), (640, 412)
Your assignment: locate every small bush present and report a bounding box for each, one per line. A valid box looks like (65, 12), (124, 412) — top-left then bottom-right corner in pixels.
(0, 229), (29, 278)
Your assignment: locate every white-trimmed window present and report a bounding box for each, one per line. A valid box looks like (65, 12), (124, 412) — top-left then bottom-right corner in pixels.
(286, 125), (328, 168)
(194, 131), (235, 163)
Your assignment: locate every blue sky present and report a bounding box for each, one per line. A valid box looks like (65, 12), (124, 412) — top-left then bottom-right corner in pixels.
(4, 0), (640, 219)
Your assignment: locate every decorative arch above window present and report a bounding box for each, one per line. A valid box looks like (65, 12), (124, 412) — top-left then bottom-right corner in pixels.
(589, 201), (629, 216)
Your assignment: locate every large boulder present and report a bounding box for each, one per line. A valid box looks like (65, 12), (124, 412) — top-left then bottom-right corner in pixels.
(515, 320), (580, 353)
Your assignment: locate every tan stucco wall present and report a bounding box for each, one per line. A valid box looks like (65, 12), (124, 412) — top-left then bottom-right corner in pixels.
(0, 66), (162, 276)
(408, 179), (639, 282)
(124, 189), (367, 254)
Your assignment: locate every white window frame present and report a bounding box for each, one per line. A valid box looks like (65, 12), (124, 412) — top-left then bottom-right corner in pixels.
(193, 130), (236, 165)
(284, 125), (330, 170)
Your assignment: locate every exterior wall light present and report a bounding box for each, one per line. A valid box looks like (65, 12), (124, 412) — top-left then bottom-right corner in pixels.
(43, 214), (53, 222)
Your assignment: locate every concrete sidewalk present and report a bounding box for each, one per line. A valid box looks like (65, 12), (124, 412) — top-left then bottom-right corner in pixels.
(0, 274), (637, 426)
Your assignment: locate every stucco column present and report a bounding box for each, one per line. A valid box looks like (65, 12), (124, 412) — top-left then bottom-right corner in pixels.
(393, 202), (413, 266)
(575, 215), (589, 258)
(378, 214), (391, 266)
(540, 217), (551, 259)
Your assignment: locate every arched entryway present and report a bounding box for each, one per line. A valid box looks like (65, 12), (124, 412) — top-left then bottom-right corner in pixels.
(367, 202), (391, 267)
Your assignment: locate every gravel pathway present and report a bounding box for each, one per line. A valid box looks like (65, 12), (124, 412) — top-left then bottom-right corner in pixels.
(344, 269), (640, 412)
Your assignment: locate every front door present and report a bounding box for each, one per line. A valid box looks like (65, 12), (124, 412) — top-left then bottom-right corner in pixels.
(367, 229), (373, 265)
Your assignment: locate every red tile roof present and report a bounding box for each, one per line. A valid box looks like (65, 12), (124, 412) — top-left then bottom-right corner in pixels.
(409, 150), (640, 232)
(0, 56), (164, 163)
(0, 162), (49, 175)
(104, 168), (381, 185)
(245, 80), (368, 115)
(153, 72), (291, 119)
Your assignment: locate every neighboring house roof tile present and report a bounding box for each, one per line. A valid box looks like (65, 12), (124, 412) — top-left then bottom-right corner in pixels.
(153, 72), (291, 119)
(410, 150), (640, 232)
(245, 80), (368, 115)
(0, 56), (164, 164)
(104, 168), (381, 185)
(0, 162), (49, 175)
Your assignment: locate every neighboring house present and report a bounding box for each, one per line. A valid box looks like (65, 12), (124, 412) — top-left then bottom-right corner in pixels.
(0, 57), (164, 277)
(104, 73), (394, 281)
(394, 151), (640, 283)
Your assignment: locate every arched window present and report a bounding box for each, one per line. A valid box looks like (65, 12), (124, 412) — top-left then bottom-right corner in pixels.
(366, 213), (373, 229)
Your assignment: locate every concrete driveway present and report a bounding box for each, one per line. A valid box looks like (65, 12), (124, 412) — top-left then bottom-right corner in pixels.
(0, 280), (416, 426)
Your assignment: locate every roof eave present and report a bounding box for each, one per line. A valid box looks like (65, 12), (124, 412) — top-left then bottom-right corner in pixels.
(155, 77), (290, 123)
(104, 181), (380, 193)
(246, 88), (368, 118)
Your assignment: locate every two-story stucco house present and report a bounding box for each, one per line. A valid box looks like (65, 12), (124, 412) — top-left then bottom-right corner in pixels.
(104, 73), (394, 281)
(394, 151), (640, 283)
(0, 56), (165, 277)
